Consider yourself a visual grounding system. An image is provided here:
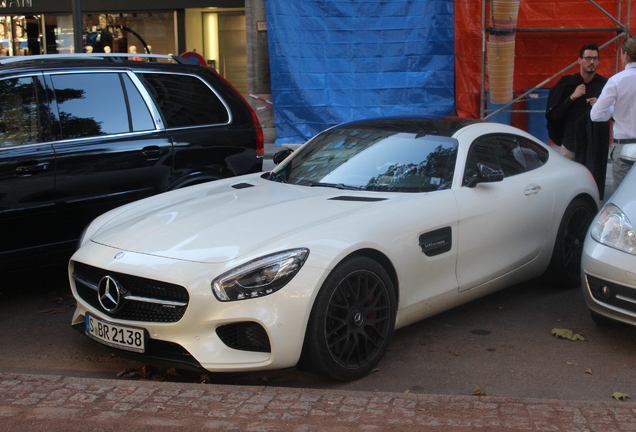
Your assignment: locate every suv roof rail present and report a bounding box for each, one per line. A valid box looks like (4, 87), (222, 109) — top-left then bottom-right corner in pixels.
(0, 53), (193, 66)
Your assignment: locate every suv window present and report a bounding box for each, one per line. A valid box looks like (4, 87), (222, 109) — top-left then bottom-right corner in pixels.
(51, 73), (130, 138)
(122, 74), (156, 132)
(138, 73), (230, 128)
(0, 77), (40, 147)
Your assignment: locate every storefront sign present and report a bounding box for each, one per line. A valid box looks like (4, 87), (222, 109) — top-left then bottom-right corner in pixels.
(1, 0), (33, 7)
(2, 1), (243, 13)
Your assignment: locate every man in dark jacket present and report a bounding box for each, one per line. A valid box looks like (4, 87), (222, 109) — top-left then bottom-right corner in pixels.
(545, 43), (610, 198)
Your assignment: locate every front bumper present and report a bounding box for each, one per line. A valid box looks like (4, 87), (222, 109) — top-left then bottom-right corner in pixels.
(69, 241), (326, 372)
(581, 235), (636, 326)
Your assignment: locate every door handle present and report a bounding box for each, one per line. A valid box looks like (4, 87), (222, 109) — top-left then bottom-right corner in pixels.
(16, 162), (50, 175)
(524, 185), (541, 196)
(142, 146), (161, 159)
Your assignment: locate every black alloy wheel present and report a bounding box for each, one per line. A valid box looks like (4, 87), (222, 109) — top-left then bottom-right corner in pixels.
(548, 198), (595, 288)
(304, 257), (396, 381)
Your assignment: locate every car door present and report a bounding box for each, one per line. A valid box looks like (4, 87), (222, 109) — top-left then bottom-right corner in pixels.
(0, 74), (57, 264)
(45, 71), (173, 248)
(454, 133), (554, 292)
(136, 71), (255, 184)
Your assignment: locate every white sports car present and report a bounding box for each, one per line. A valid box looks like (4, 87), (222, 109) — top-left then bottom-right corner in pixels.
(70, 117), (599, 381)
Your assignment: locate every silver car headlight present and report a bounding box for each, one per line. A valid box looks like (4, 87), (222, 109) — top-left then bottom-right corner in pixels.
(590, 204), (636, 255)
(212, 248), (309, 301)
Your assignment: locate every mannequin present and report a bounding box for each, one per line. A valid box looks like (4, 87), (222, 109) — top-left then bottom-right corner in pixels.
(129, 45), (141, 61)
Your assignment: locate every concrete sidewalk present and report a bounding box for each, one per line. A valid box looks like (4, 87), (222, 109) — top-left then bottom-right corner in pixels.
(1, 373), (634, 431)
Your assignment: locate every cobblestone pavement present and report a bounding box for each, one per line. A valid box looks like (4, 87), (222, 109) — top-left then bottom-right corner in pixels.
(1, 373), (635, 432)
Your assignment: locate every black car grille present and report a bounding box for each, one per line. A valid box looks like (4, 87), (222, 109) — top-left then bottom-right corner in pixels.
(216, 322), (271, 353)
(72, 261), (189, 323)
(587, 275), (636, 314)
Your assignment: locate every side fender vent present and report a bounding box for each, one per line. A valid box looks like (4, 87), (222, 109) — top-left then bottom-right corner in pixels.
(232, 182), (255, 189)
(419, 227), (452, 257)
(329, 196), (387, 202)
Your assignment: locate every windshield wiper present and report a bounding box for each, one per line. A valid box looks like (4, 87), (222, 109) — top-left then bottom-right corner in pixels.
(309, 182), (363, 190)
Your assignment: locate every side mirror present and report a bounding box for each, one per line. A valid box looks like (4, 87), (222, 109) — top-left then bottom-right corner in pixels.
(273, 148), (294, 165)
(465, 162), (504, 188)
(619, 144), (636, 164)
(478, 162), (504, 183)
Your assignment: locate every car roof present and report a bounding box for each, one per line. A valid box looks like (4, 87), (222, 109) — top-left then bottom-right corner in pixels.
(0, 54), (202, 74)
(331, 116), (487, 138)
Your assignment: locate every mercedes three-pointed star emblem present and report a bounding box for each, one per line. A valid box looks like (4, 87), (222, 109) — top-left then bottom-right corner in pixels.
(97, 276), (125, 313)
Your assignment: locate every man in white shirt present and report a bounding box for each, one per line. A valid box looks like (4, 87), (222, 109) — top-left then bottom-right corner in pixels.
(591, 35), (636, 188)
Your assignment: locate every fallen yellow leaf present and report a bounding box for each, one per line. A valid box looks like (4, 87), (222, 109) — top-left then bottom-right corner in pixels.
(551, 328), (585, 341)
(612, 392), (630, 401)
(472, 386), (486, 396)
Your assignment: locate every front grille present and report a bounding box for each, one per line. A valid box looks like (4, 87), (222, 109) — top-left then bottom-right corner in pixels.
(216, 322), (271, 353)
(72, 261), (189, 323)
(587, 275), (636, 314)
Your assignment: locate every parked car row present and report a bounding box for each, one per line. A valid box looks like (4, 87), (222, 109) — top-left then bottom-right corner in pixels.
(3, 54), (633, 380)
(0, 53), (263, 272)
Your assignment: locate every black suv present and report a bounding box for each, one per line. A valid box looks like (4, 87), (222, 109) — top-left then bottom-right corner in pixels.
(0, 54), (263, 271)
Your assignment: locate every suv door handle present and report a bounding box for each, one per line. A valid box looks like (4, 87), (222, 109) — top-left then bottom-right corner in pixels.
(16, 162), (50, 175)
(142, 146), (161, 160)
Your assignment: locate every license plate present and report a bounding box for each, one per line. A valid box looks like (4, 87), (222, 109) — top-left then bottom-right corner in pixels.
(85, 313), (145, 353)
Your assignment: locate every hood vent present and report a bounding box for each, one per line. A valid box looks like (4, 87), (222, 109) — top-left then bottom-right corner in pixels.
(232, 182), (255, 189)
(329, 196), (387, 202)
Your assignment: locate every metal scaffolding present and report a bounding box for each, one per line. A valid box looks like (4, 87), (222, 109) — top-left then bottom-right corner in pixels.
(481, 0), (631, 121)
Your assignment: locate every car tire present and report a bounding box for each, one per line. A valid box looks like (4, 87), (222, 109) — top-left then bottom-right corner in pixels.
(547, 198), (595, 288)
(589, 310), (623, 327)
(303, 256), (397, 381)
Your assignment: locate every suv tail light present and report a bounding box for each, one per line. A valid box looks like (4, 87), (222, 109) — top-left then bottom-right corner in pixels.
(251, 109), (265, 157)
(207, 67), (265, 157)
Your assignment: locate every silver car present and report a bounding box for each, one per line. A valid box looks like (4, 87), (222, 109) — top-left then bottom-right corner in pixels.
(582, 144), (636, 325)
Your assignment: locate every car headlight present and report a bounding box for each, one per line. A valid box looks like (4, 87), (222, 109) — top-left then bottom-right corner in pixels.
(590, 204), (636, 255)
(212, 248), (309, 301)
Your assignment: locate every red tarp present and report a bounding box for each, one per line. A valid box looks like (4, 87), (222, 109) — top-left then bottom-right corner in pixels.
(455, 0), (634, 126)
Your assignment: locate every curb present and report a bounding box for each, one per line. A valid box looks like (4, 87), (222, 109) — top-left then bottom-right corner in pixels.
(1, 373), (634, 431)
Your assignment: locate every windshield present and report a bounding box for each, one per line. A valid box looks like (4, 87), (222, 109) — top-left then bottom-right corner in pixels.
(270, 127), (458, 193)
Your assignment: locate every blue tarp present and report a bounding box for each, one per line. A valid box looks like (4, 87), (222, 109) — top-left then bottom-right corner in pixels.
(265, 0), (455, 145)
